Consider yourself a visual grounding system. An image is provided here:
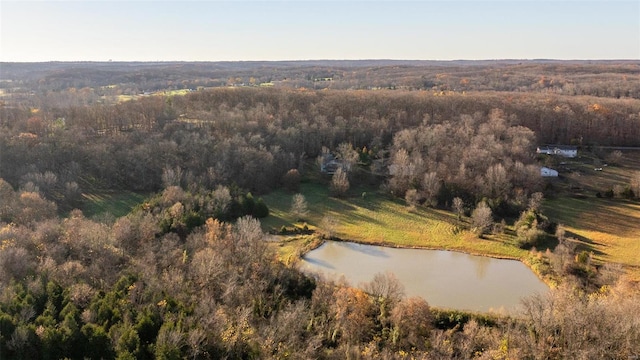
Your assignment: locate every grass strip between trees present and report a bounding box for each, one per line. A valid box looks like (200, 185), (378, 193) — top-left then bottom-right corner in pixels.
(81, 190), (148, 218)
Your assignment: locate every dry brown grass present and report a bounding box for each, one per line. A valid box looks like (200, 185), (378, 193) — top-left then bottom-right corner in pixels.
(543, 150), (640, 280)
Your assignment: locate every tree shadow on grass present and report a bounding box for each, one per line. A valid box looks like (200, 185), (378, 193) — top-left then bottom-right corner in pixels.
(564, 230), (606, 257)
(547, 197), (639, 238)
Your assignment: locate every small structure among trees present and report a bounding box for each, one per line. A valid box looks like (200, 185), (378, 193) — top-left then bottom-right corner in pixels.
(540, 167), (559, 177)
(319, 153), (344, 175)
(536, 145), (578, 158)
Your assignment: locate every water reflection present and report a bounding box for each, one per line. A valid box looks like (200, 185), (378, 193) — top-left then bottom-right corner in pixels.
(474, 254), (490, 279)
(300, 241), (549, 313)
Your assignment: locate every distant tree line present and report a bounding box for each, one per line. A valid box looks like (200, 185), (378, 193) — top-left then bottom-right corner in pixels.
(2, 61), (639, 100)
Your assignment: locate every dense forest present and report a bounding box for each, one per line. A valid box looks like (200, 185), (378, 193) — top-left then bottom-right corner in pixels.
(1, 61), (640, 359)
(2, 87), (640, 202)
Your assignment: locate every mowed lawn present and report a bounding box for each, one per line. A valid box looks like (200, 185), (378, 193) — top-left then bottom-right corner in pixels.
(544, 197), (640, 280)
(261, 183), (527, 260)
(81, 191), (148, 218)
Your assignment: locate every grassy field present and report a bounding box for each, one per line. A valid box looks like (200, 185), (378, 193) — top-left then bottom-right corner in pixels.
(542, 150), (640, 280)
(261, 182), (528, 260)
(544, 197), (640, 280)
(545, 149), (640, 195)
(81, 191), (147, 218)
(263, 150), (640, 281)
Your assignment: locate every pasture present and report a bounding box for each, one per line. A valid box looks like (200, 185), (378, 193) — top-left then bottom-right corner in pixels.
(261, 182), (528, 260)
(544, 197), (640, 280)
(543, 149), (640, 280)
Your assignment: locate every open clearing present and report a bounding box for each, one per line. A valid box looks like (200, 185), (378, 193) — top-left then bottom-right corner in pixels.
(544, 197), (640, 280)
(261, 183), (527, 260)
(75, 151), (640, 280)
(81, 190), (147, 218)
(540, 149), (640, 280)
(264, 150), (640, 280)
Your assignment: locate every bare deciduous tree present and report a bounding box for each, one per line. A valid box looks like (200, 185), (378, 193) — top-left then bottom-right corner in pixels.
(528, 192), (544, 212)
(471, 201), (493, 236)
(484, 163), (509, 198)
(320, 215), (339, 238)
(162, 166), (183, 188)
(15, 191), (57, 225)
(290, 193), (309, 221)
(335, 142), (359, 174)
(404, 189), (420, 210)
(422, 171), (440, 207)
(452, 197), (464, 221)
(363, 272), (405, 323)
(388, 148), (415, 196)
(330, 168), (349, 197)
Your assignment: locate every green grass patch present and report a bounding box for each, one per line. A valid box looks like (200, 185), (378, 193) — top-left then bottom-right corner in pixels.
(261, 183), (527, 260)
(271, 234), (324, 266)
(81, 190), (148, 218)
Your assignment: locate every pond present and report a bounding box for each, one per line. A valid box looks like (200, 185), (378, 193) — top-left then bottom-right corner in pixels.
(300, 241), (549, 313)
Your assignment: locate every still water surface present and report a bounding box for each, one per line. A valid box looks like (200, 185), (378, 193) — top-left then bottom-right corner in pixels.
(300, 241), (549, 313)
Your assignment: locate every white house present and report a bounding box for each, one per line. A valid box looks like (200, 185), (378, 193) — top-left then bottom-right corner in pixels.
(536, 145), (578, 158)
(541, 167), (559, 177)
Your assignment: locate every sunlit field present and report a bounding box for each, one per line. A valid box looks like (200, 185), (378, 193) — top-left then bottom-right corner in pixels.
(262, 182), (527, 260)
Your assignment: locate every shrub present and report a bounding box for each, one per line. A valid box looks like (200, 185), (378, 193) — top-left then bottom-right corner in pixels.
(515, 209), (547, 248)
(621, 187), (634, 199)
(516, 226), (546, 249)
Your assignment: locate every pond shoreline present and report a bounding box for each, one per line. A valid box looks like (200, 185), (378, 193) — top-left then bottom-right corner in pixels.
(289, 234), (557, 288)
(299, 239), (551, 313)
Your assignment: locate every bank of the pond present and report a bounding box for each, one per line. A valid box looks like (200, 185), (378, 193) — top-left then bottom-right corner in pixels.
(263, 184), (558, 287)
(276, 234), (558, 288)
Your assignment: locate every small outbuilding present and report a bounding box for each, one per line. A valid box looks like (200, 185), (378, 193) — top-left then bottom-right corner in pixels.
(320, 153), (348, 175)
(536, 145), (578, 158)
(541, 167), (559, 177)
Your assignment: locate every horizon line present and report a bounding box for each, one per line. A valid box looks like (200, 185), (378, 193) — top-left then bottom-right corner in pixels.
(2, 58), (639, 64)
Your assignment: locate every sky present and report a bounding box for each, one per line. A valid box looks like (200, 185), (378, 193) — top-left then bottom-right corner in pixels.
(1, 0), (639, 62)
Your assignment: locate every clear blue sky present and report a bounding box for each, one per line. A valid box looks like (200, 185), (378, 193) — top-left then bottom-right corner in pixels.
(1, 1), (638, 61)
